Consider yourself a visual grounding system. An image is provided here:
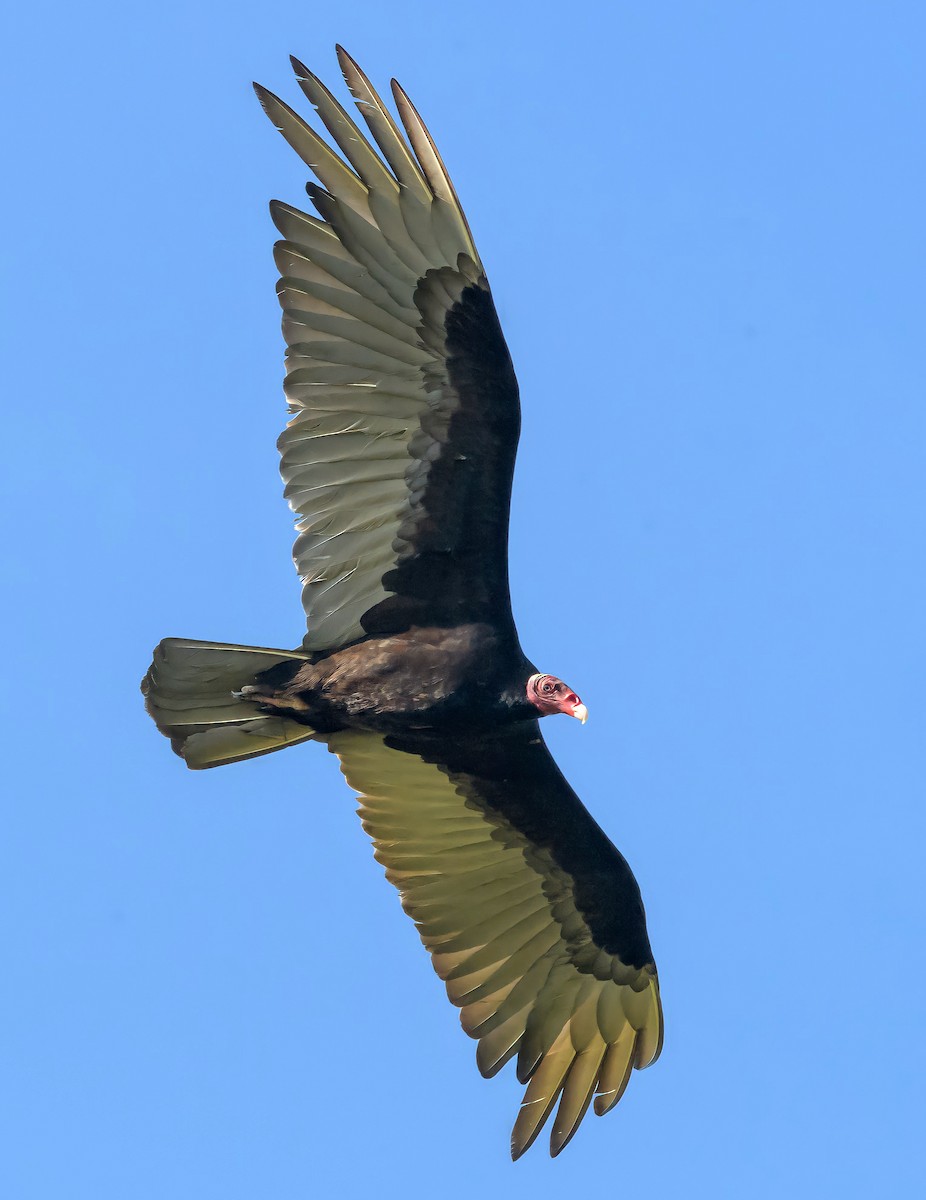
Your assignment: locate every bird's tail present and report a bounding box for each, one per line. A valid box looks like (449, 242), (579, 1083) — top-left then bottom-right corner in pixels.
(142, 638), (318, 770)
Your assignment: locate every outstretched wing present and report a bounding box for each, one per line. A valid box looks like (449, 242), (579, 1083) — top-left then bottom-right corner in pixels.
(255, 51), (520, 652)
(327, 725), (662, 1159)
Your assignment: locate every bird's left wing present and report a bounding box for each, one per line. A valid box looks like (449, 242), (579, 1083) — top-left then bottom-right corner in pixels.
(326, 725), (662, 1159)
(256, 51), (521, 652)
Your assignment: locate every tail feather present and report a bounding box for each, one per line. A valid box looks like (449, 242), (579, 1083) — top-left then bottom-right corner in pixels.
(142, 638), (317, 769)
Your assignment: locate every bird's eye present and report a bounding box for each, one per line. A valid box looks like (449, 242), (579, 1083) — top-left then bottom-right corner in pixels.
(541, 680), (554, 695)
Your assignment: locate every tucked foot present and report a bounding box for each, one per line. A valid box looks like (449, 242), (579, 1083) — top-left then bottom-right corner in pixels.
(232, 686), (310, 712)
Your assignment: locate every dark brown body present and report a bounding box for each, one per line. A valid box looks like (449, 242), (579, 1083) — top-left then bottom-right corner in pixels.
(250, 622), (537, 734)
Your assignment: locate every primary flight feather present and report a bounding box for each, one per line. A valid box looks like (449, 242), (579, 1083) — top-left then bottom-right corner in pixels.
(142, 48), (662, 1158)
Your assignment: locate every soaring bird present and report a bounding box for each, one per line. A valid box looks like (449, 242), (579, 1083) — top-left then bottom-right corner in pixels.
(143, 48), (662, 1159)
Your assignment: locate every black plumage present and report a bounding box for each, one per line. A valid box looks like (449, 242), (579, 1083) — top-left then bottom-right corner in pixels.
(142, 48), (661, 1159)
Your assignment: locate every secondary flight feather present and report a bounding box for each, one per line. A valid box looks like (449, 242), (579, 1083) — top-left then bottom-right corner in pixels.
(142, 48), (662, 1158)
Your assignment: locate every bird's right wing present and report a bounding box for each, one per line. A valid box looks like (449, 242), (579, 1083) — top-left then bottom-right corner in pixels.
(256, 51), (521, 652)
(326, 724), (662, 1159)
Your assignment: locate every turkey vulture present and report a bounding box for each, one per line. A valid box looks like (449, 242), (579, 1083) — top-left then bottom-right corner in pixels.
(142, 48), (662, 1159)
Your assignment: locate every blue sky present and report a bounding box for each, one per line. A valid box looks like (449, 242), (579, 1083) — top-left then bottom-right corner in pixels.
(3, 2), (925, 1196)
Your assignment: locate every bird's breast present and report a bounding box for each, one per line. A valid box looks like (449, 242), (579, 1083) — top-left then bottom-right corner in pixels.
(290, 622), (522, 732)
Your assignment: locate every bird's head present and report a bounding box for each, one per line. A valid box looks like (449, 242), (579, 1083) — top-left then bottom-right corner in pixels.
(526, 673), (588, 724)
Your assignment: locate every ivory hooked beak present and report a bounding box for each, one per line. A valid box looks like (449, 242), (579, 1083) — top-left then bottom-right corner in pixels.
(572, 702), (588, 725)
